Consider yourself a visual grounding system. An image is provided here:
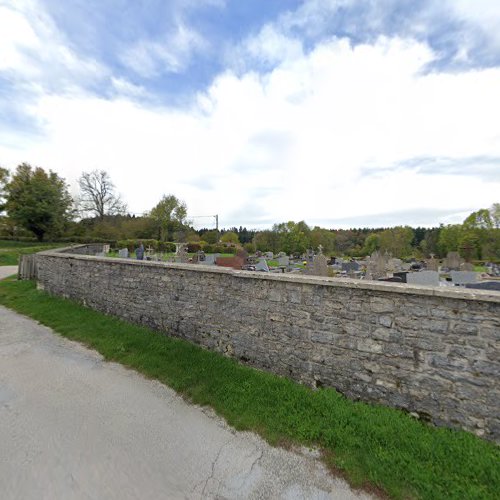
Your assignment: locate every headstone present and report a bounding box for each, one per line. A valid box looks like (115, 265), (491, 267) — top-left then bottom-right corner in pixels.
(264, 251), (274, 259)
(406, 271), (440, 287)
(393, 271), (408, 283)
(366, 251), (389, 280)
(342, 261), (360, 273)
(387, 258), (402, 272)
(466, 281), (500, 291)
(450, 271), (478, 286)
(443, 252), (463, 271)
(461, 262), (474, 272)
(103, 244), (110, 254)
(277, 256), (289, 267)
(199, 254), (217, 265)
(308, 254), (328, 277)
(255, 258), (270, 272)
(118, 248), (128, 258)
(426, 258), (439, 272)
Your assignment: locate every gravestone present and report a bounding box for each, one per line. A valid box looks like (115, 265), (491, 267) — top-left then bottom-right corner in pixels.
(466, 281), (500, 291)
(450, 271), (478, 286)
(264, 251), (274, 259)
(342, 261), (359, 273)
(443, 252), (463, 271)
(387, 258), (402, 272)
(103, 244), (110, 254)
(255, 258), (270, 272)
(366, 251), (389, 280)
(426, 257), (439, 272)
(461, 262), (474, 271)
(118, 248), (128, 259)
(406, 271), (440, 287)
(175, 245), (189, 263)
(308, 254), (328, 277)
(278, 256), (289, 267)
(393, 271), (408, 283)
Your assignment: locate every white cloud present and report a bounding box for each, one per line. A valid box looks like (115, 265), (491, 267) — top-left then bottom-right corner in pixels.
(445, 0), (500, 49)
(120, 23), (208, 77)
(2, 33), (500, 228)
(0, 0), (106, 89)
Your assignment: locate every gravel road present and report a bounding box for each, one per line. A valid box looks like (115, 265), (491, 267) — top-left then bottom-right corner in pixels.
(0, 270), (372, 499)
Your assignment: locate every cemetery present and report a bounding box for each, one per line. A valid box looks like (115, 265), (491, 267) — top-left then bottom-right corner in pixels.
(31, 243), (500, 443)
(108, 240), (500, 291)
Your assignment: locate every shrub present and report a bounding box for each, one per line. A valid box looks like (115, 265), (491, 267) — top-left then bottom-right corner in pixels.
(187, 243), (201, 253)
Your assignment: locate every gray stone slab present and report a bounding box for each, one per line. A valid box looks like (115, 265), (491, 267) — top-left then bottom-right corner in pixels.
(118, 248), (128, 259)
(406, 271), (440, 287)
(342, 262), (359, 272)
(255, 258), (270, 272)
(277, 256), (290, 267)
(450, 271), (479, 285)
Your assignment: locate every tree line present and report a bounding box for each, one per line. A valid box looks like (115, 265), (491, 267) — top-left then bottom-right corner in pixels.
(1, 163), (499, 260)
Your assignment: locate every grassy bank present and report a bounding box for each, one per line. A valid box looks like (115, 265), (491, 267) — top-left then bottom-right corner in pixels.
(0, 240), (62, 266)
(0, 278), (498, 499)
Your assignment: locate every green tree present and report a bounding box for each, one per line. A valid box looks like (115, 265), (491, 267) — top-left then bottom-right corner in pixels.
(273, 221), (311, 255)
(378, 226), (414, 258)
(437, 224), (463, 256)
(5, 163), (73, 241)
(0, 166), (9, 213)
(149, 194), (188, 241)
(362, 233), (380, 255)
(253, 230), (281, 253)
(490, 203), (500, 229)
(310, 227), (336, 254)
(202, 230), (219, 244)
(220, 231), (239, 244)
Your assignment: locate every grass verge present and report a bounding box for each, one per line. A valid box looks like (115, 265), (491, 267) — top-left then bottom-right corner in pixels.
(0, 278), (498, 499)
(0, 240), (62, 266)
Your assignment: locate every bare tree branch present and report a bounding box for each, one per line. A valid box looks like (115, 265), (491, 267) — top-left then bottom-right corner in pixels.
(77, 170), (127, 220)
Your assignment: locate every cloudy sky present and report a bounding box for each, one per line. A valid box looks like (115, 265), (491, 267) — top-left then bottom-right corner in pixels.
(1, 0), (499, 229)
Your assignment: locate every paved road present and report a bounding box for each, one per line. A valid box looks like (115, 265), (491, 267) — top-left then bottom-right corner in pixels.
(0, 270), (372, 499)
(0, 266), (18, 280)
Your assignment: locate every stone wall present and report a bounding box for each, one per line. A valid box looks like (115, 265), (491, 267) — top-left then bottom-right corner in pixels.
(36, 247), (500, 442)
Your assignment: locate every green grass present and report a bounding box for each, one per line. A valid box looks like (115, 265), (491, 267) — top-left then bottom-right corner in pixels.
(0, 240), (63, 266)
(0, 278), (498, 499)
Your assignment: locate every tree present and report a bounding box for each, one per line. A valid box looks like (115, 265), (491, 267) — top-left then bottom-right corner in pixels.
(378, 226), (414, 258)
(273, 221), (311, 255)
(202, 229), (219, 244)
(0, 167), (8, 213)
(362, 233), (380, 256)
(310, 227), (336, 254)
(77, 170), (126, 220)
(220, 231), (239, 244)
(5, 163), (73, 241)
(490, 203), (500, 229)
(149, 194), (188, 241)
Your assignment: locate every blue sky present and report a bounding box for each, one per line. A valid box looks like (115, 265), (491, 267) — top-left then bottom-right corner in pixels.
(1, 0), (500, 229)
